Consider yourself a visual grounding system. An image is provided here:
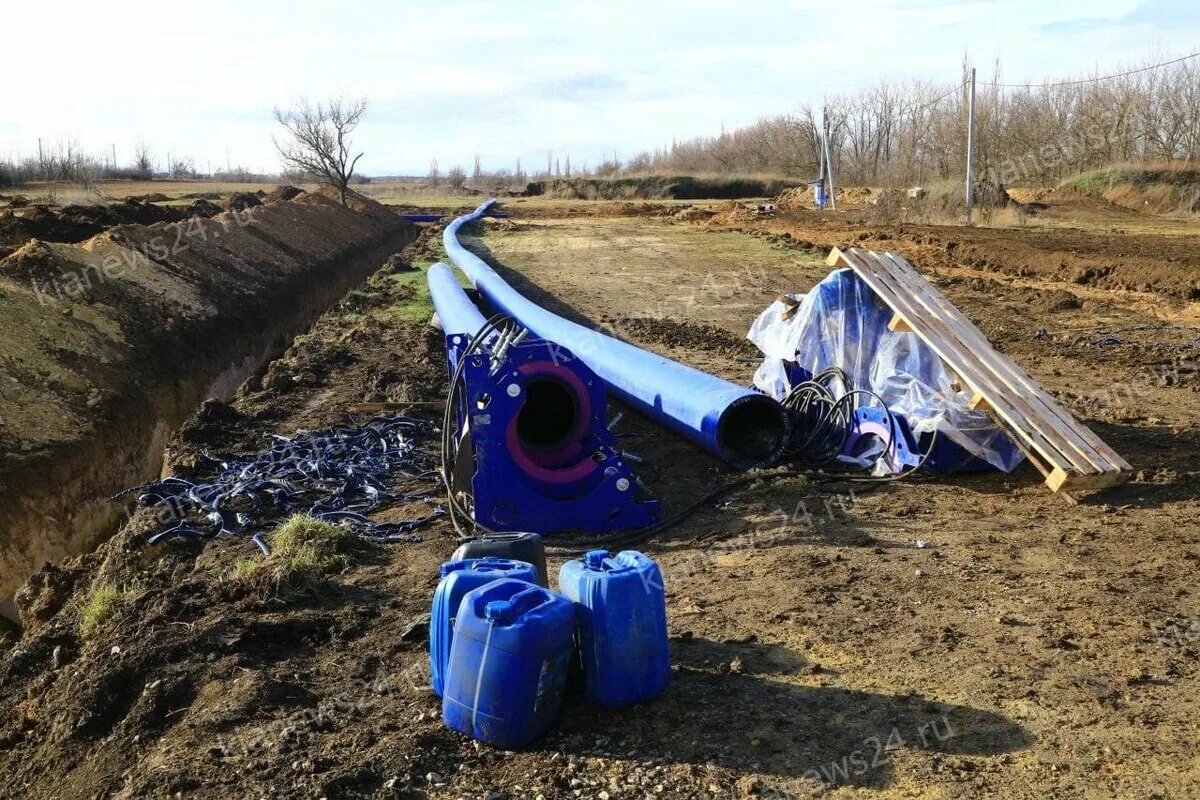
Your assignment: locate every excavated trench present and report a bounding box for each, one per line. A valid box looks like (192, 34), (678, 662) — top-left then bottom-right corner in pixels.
(0, 190), (415, 620)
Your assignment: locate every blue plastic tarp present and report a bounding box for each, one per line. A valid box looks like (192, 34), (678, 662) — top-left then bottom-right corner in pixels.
(747, 269), (1024, 472)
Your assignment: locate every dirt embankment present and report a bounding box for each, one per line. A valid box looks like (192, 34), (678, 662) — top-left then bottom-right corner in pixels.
(689, 202), (1200, 305)
(0, 227), (454, 799)
(526, 175), (802, 200)
(1066, 166), (1200, 215)
(0, 189), (416, 617)
(0, 199), (225, 257)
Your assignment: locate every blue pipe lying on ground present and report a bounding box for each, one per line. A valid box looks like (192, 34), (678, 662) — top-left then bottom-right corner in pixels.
(442, 201), (790, 469)
(400, 211), (510, 224)
(427, 263), (658, 532)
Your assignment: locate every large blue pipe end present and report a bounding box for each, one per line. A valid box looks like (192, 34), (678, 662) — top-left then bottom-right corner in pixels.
(716, 393), (792, 469)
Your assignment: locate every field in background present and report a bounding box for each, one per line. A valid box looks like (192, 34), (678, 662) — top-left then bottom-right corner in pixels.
(3, 167), (1197, 234)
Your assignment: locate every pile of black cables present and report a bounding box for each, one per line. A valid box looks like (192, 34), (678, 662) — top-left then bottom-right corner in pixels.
(779, 366), (936, 480)
(112, 415), (445, 554)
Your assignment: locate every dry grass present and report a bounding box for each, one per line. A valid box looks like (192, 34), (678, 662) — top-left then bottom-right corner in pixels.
(232, 514), (350, 599)
(78, 581), (144, 637)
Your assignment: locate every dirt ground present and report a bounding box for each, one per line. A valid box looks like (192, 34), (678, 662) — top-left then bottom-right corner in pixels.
(1, 196), (1198, 799)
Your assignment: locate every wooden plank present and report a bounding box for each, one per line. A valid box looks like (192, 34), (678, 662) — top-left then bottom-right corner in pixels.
(873, 248), (1113, 470)
(875, 250), (1130, 471)
(832, 248), (1089, 474)
(1046, 467), (1128, 493)
(829, 247), (1129, 488)
(839, 250), (1073, 468)
(853, 248), (1117, 473)
(865, 250), (1112, 474)
(874, 248), (1121, 465)
(855, 247), (1129, 483)
(887, 315), (913, 332)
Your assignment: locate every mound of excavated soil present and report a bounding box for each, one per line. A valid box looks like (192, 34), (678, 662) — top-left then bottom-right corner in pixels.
(673, 206), (716, 222)
(0, 199), (223, 253)
(0, 189), (415, 616)
(0, 228), (456, 798)
(1067, 167), (1200, 215)
(610, 315), (759, 357)
(225, 192), (264, 212)
(702, 201), (771, 226)
(264, 185), (304, 204)
(775, 185), (815, 211)
(592, 201), (676, 217)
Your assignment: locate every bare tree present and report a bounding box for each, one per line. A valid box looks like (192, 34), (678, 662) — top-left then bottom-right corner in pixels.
(273, 97), (367, 205)
(428, 158), (441, 187)
(472, 155), (482, 182)
(446, 165), (467, 191)
(133, 141), (154, 178)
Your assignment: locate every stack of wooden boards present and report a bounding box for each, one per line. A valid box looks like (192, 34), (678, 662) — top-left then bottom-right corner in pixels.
(827, 247), (1132, 494)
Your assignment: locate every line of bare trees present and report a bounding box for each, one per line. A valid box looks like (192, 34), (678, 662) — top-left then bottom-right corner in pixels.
(0, 141), (152, 194)
(621, 54), (1200, 187)
(0, 139), (269, 195)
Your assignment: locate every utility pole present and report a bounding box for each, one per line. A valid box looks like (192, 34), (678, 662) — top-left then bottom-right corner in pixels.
(821, 106), (837, 211)
(965, 66), (977, 224)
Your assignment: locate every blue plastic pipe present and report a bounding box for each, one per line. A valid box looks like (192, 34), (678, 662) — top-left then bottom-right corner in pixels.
(428, 262), (488, 339)
(443, 201), (789, 468)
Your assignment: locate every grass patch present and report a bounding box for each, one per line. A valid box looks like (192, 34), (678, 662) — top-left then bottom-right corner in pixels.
(1068, 164), (1200, 194)
(232, 514), (350, 599)
(1068, 170), (1116, 197)
(1064, 164), (1200, 214)
(79, 581), (143, 637)
(375, 259), (436, 322)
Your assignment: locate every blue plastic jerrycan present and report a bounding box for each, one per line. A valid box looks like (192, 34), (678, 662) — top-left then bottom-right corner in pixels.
(559, 549), (670, 706)
(429, 557), (540, 696)
(442, 578), (575, 749)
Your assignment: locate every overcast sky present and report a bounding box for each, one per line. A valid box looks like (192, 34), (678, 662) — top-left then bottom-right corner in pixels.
(2, 0), (1197, 176)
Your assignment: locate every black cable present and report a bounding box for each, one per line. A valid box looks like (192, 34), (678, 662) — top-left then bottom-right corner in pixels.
(439, 313), (517, 541)
(981, 51), (1200, 89)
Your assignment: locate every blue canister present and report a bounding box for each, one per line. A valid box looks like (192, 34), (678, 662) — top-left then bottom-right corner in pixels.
(559, 549), (670, 706)
(429, 557), (540, 696)
(442, 578), (575, 748)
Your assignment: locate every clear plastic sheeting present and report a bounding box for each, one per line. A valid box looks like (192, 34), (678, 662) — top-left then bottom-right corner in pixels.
(747, 269), (1024, 472)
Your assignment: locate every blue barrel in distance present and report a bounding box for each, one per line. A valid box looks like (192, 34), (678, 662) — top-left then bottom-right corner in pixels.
(429, 557), (540, 697)
(442, 578), (575, 749)
(559, 549), (670, 706)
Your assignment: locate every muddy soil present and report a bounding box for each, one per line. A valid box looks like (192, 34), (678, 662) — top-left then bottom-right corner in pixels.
(0, 189), (415, 617)
(0, 199), (224, 256)
(0, 203), (1197, 799)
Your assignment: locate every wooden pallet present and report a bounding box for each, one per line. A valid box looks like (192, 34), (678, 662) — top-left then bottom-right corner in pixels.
(827, 247), (1132, 493)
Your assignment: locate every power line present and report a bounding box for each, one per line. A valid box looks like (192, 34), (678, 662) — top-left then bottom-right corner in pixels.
(981, 50), (1200, 89)
(923, 83), (965, 108)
